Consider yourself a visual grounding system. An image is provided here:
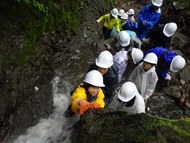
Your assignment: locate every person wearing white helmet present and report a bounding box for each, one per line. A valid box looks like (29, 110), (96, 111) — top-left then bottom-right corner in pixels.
(71, 70), (105, 114)
(88, 51), (119, 98)
(97, 8), (120, 39)
(127, 8), (135, 22)
(128, 53), (158, 102)
(145, 22), (177, 49)
(109, 82), (145, 114)
(145, 47), (186, 82)
(119, 13), (128, 31)
(136, 0), (163, 40)
(116, 30), (142, 50)
(113, 48), (144, 83)
(118, 9), (125, 19)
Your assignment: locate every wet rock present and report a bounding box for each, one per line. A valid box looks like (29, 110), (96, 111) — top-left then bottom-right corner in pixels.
(93, 41), (106, 53)
(178, 67), (190, 83)
(179, 79), (186, 85)
(9, 83), (53, 137)
(182, 42), (190, 54)
(184, 107), (190, 116)
(147, 94), (183, 119)
(0, 54), (2, 83)
(78, 109), (190, 143)
(163, 85), (182, 98)
(171, 32), (189, 51)
(173, 1), (189, 10)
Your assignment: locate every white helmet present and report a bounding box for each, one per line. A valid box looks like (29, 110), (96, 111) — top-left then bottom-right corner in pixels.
(118, 9), (125, 16)
(163, 22), (177, 37)
(118, 82), (137, 102)
(152, 0), (163, 7)
(121, 13), (128, 20)
(84, 70), (105, 87)
(143, 53), (158, 64)
(131, 48), (144, 64)
(96, 50), (113, 68)
(127, 9), (135, 15)
(111, 8), (119, 18)
(117, 31), (130, 47)
(170, 55), (185, 72)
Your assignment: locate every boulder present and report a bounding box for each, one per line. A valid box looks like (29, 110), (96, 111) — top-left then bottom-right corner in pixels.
(171, 32), (190, 53)
(78, 109), (190, 143)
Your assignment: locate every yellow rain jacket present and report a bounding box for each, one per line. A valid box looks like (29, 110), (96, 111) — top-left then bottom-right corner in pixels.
(119, 19), (127, 31)
(97, 13), (120, 32)
(71, 86), (105, 113)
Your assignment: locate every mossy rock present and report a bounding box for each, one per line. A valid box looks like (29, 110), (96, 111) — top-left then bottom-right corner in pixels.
(78, 109), (190, 143)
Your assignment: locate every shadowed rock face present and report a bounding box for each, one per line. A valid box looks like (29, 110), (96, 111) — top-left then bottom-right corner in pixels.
(77, 109), (190, 143)
(0, 0), (113, 141)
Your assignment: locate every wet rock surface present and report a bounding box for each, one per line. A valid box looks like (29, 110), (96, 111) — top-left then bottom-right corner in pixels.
(0, 0), (112, 141)
(78, 109), (190, 143)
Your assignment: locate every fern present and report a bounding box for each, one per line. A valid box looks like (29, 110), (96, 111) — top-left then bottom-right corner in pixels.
(15, 0), (48, 14)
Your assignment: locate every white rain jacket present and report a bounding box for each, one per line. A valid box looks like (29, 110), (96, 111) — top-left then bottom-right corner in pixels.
(109, 91), (145, 114)
(113, 49), (128, 83)
(128, 62), (158, 101)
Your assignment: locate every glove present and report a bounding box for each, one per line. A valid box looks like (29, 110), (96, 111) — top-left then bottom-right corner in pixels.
(96, 20), (100, 23)
(90, 103), (100, 109)
(165, 74), (171, 81)
(79, 100), (91, 114)
(143, 20), (146, 26)
(144, 95), (150, 104)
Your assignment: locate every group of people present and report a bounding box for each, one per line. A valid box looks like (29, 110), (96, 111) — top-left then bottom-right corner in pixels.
(67, 0), (186, 116)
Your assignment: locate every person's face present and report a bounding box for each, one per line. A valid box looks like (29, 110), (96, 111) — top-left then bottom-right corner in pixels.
(88, 86), (100, 96)
(98, 67), (109, 75)
(143, 62), (153, 70)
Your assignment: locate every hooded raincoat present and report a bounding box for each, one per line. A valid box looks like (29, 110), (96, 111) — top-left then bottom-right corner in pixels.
(113, 49), (128, 83)
(136, 4), (161, 40)
(145, 47), (177, 78)
(109, 91), (145, 114)
(128, 62), (158, 100)
(71, 85), (105, 113)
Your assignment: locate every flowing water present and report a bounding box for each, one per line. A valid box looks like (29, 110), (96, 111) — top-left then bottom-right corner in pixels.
(13, 76), (80, 143)
(2, 42), (96, 143)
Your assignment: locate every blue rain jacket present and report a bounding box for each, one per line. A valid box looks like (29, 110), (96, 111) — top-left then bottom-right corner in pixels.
(145, 47), (177, 78)
(136, 4), (161, 40)
(122, 21), (138, 31)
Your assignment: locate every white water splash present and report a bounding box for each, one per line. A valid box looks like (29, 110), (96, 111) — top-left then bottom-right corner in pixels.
(13, 76), (80, 143)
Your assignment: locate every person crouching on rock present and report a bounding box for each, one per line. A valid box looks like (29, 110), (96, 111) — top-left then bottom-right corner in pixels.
(71, 70), (105, 114)
(109, 82), (145, 114)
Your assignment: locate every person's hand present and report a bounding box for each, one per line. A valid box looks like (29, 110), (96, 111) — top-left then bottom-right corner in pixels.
(143, 20), (146, 26)
(165, 74), (171, 81)
(90, 103), (100, 109)
(96, 20), (100, 23)
(79, 100), (91, 114)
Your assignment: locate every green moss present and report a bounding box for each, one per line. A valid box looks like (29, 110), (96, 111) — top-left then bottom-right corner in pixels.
(110, 0), (116, 7)
(80, 111), (190, 143)
(0, 0), (84, 67)
(143, 114), (190, 136)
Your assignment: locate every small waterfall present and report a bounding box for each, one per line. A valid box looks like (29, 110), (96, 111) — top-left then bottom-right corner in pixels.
(13, 76), (80, 143)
